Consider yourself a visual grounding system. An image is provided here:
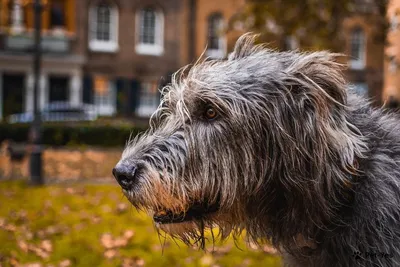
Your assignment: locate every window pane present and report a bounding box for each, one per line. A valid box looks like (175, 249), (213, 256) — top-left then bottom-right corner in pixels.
(96, 5), (111, 41)
(208, 15), (222, 50)
(140, 9), (156, 45)
(94, 76), (111, 106)
(351, 28), (364, 60)
(140, 82), (159, 107)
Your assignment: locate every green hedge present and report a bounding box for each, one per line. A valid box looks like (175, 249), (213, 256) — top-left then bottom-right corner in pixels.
(0, 123), (146, 147)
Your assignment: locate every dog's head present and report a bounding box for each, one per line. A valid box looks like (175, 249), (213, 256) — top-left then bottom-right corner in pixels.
(113, 33), (366, 247)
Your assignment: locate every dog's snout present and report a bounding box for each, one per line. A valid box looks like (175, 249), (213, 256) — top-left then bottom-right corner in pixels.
(113, 163), (137, 190)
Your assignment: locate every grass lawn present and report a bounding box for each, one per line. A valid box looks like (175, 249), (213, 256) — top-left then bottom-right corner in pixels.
(0, 180), (281, 267)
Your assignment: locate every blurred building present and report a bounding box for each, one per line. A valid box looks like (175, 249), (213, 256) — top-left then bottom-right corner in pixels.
(0, 0), (392, 122)
(341, 2), (385, 104)
(383, 0), (400, 107)
(0, 0), (84, 121)
(190, 0), (386, 105)
(80, 0), (185, 118)
(0, 0), (186, 121)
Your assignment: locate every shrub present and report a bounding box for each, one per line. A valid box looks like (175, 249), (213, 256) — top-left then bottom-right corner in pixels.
(0, 123), (146, 147)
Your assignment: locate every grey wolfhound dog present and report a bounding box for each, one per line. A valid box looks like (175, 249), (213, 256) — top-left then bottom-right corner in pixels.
(113, 34), (400, 267)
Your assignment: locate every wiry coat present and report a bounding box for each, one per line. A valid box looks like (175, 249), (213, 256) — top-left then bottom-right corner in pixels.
(117, 34), (400, 267)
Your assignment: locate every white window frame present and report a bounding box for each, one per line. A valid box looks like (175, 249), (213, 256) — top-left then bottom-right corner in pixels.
(349, 27), (366, 70)
(135, 8), (164, 56)
(206, 14), (226, 59)
(88, 3), (119, 53)
(137, 81), (160, 117)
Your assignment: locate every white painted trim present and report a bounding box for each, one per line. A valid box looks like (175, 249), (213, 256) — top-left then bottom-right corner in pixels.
(135, 8), (164, 56)
(135, 44), (163, 56)
(89, 41), (119, 52)
(25, 73), (34, 113)
(39, 74), (48, 111)
(88, 3), (119, 53)
(70, 72), (82, 106)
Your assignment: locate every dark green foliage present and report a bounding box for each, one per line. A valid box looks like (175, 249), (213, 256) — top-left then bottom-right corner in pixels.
(0, 123), (145, 147)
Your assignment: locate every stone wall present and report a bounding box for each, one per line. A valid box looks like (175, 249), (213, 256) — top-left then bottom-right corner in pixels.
(0, 143), (121, 181)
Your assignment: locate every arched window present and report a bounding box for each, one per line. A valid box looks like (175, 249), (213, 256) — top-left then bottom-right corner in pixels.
(89, 1), (119, 52)
(349, 27), (366, 70)
(135, 7), (164, 56)
(206, 13), (226, 59)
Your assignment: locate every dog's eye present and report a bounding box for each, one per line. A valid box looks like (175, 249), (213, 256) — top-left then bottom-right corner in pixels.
(205, 106), (217, 120)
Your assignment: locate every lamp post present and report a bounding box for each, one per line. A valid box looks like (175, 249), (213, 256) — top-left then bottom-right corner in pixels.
(29, 0), (44, 185)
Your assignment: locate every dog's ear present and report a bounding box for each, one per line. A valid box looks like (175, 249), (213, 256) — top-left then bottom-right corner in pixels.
(284, 52), (347, 113)
(278, 51), (365, 176)
(228, 33), (262, 60)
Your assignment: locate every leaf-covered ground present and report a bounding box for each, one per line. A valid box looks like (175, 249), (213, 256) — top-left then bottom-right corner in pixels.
(0, 181), (281, 267)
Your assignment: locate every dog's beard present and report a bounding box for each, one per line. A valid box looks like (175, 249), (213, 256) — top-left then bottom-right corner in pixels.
(122, 165), (223, 236)
(154, 212), (238, 250)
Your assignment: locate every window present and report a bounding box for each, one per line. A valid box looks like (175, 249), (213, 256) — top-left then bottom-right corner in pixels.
(50, 0), (66, 30)
(391, 14), (398, 31)
(89, 2), (119, 52)
(93, 75), (116, 116)
(206, 13), (226, 59)
(137, 81), (160, 117)
(136, 8), (164, 56)
(94, 75), (112, 106)
(349, 27), (366, 70)
(389, 56), (397, 74)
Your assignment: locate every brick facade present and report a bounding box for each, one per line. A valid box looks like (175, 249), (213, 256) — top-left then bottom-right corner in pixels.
(192, 0), (246, 59)
(192, 1), (385, 105)
(383, 0), (400, 105)
(0, 0), (391, 122)
(342, 13), (385, 105)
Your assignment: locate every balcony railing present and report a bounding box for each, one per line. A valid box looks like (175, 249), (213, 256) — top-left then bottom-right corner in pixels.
(3, 32), (70, 53)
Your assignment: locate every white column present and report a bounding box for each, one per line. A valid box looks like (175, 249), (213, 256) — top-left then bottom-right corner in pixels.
(110, 80), (116, 116)
(25, 73), (34, 113)
(69, 72), (82, 105)
(0, 72), (3, 121)
(39, 74), (47, 111)
(11, 0), (24, 34)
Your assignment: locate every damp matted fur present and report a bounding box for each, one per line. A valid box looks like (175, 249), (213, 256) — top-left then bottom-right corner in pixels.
(116, 33), (400, 267)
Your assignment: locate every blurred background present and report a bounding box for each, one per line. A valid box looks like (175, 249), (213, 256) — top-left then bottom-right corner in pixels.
(0, 0), (396, 266)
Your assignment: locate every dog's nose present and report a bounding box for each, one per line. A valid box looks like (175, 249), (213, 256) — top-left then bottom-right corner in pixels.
(112, 163), (137, 190)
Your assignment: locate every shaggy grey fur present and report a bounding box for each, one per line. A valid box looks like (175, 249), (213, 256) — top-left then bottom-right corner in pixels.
(115, 33), (400, 267)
